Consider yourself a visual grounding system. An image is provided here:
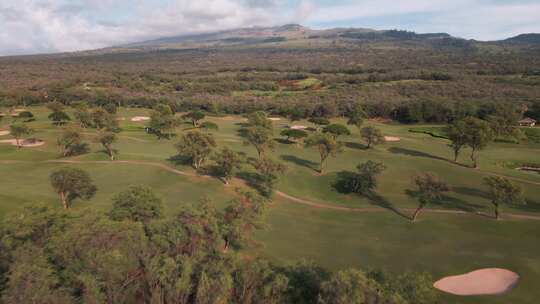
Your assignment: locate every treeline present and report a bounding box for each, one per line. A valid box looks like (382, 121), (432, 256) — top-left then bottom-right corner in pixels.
(0, 188), (437, 304)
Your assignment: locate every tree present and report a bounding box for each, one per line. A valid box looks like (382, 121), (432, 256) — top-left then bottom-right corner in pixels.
(148, 106), (178, 139)
(103, 103), (117, 114)
(251, 157), (287, 197)
(222, 190), (267, 251)
(9, 123), (34, 149)
(446, 119), (468, 163)
(175, 131), (217, 169)
(247, 111), (273, 130)
(318, 269), (383, 304)
(212, 147), (243, 184)
(323, 124), (351, 139)
(200, 121), (219, 133)
(91, 108), (119, 131)
(49, 168), (97, 209)
(97, 131), (117, 160)
(346, 103), (367, 130)
(110, 185), (163, 223)
(184, 110), (206, 126)
(17, 111), (35, 122)
(74, 106), (93, 128)
(360, 126), (384, 149)
(411, 173), (449, 222)
(484, 177), (523, 220)
(46, 101), (65, 113)
(308, 117), (330, 130)
(57, 127), (88, 157)
(305, 133), (342, 174)
(243, 126), (275, 158)
(1, 246), (73, 304)
(340, 161), (386, 195)
(48, 111), (71, 126)
(463, 117), (494, 168)
(280, 128), (308, 143)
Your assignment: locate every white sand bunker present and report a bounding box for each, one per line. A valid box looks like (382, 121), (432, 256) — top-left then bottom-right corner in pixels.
(0, 139), (45, 147)
(434, 268), (519, 296)
(269, 117), (282, 121)
(0, 130), (10, 136)
(131, 116), (150, 122)
(290, 125), (308, 130)
(384, 136), (401, 142)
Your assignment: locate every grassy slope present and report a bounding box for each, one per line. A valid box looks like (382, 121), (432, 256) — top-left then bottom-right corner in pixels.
(1, 106), (539, 303)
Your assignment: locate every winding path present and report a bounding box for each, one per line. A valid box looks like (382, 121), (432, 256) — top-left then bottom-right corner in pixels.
(2, 159), (540, 221)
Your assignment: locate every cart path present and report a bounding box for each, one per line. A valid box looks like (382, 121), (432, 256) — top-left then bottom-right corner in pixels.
(2, 159), (540, 221)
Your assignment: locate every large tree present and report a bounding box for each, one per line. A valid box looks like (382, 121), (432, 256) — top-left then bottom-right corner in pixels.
(280, 128), (308, 144)
(410, 173), (449, 222)
(305, 133), (343, 174)
(9, 123), (34, 149)
(251, 157), (287, 197)
(212, 147), (243, 184)
(340, 161), (386, 195)
(175, 131), (217, 169)
(462, 117), (494, 168)
(96, 131), (118, 160)
(318, 269), (387, 304)
(323, 124), (351, 139)
(483, 176), (523, 220)
(360, 126), (384, 149)
(184, 110), (205, 127)
(247, 111), (273, 130)
(148, 104), (178, 140)
(446, 119), (468, 163)
(221, 190), (267, 251)
(50, 167), (97, 209)
(243, 126), (275, 158)
(57, 127), (88, 157)
(110, 185), (163, 223)
(346, 103), (367, 130)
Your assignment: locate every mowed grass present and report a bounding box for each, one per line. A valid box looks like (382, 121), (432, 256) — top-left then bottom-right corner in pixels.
(1, 106), (540, 303)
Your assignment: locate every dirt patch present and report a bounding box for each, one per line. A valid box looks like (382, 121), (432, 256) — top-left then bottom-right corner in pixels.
(290, 125), (308, 130)
(131, 116), (150, 122)
(434, 268), (519, 296)
(369, 117), (393, 123)
(384, 136), (401, 142)
(0, 139), (45, 147)
(0, 130), (9, 136)
(269, 117), (282, 121)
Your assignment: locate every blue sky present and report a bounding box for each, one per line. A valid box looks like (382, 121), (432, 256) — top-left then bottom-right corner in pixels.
(1, 0), (539, 55)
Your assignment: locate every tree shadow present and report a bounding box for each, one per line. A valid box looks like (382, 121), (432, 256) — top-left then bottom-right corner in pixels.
(514, 199), (540, 213)
(388, 147), (448, 162)
(333, 171), (410, 219)
(236, 171), (268, 197)
(344, 141), (367, 150)
(275, 138), (293, 145)
(453, 186), (491, 200)
(281, 155), (318, 171)
(167, 154), (192, 166)
(366, 192), (411, 220)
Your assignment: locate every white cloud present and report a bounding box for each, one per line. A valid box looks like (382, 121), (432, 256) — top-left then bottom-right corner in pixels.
(0, 0), (539, 55)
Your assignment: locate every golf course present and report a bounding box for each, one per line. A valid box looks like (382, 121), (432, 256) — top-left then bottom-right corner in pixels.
(1, 106), (539, 303)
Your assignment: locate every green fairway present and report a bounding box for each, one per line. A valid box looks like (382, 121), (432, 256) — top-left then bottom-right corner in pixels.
(1, 106), (539, 303)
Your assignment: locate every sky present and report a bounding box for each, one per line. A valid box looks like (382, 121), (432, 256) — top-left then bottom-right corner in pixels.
(1, 0), (539, 56)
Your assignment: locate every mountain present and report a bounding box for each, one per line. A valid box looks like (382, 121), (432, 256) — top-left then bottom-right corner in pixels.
(94, 24), (539, 55)
(503, 33), (540, 44)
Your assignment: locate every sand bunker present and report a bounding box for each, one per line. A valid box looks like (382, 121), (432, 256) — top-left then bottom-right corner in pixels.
(269, 117), (281, 121)
(0, 139), (45, 147)
(384, 136), (401, 142)
(0, 130), (9, 136)
(434, 268), (519, 296)
(131, 116), (150, 122)
(290, 125), (308, 130)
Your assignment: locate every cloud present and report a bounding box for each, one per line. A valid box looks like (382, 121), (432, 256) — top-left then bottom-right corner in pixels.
(0, 0), (539, 55)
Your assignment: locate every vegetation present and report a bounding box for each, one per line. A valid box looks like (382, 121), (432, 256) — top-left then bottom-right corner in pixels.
(305, 133), (343, 174)
(9, 123), (34, 148)
(361, 126), (385, 149)
(483, 177), (524, 219)
(175, 131), (217, 169)
(410, 173), (450, 222)
(49, 167), (97, 209)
